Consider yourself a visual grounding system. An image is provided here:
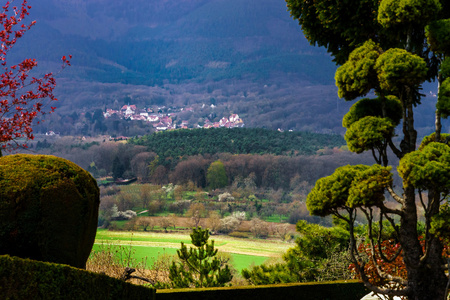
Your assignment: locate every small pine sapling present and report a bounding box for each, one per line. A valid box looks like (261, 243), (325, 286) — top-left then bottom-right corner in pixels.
(167, 227), (232, 288)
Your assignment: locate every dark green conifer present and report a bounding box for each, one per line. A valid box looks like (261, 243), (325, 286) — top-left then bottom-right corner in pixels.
(167, 227), (232, 288)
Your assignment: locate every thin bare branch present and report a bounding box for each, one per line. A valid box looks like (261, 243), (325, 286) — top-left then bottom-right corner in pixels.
(387, 187), (405, 205)
(362, 208), (407, 285)
(380, 203), (402, 216)
(418, 190), (428, 215)
(371, 147), (382, 165)
(388, 138), (403, 159)
(377, 214), (402, 263)
(121, 267), (156, 285)
(382, 211), (400, 238)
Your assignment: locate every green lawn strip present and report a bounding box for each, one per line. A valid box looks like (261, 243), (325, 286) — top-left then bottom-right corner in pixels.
(95, 231), (291, 256)
(214, 242), (228, 246)
(109, 220), (128, 229)
(95, 229), (192, 244)
(95, 235), (192, 244)
(92, 243), (178, 267)
(264, 215), (288, 223)
(94, 239), (282, 257)
(91, 244), (268, 272)
(93, 230), (291, 271)
(230, 254), (268, 272)
(237, 247), (285, 255)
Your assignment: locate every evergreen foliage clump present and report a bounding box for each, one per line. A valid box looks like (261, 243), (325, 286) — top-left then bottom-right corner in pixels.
(164, 227), (233, 288)
(242, 220), (351, 284)
(130, 127), (345, 167)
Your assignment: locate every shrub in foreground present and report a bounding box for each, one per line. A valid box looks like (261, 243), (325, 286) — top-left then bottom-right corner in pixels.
(0, 154), (100, 268)
(0, 254), (154, 300)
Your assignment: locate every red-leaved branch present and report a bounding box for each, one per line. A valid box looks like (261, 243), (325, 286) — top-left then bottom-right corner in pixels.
(0, 0), (70, 155)
(350, 237), (450, 287)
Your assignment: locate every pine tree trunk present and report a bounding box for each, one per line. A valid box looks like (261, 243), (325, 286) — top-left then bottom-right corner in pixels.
(406, 261), (447, 300)
(401, 187), (447, 299)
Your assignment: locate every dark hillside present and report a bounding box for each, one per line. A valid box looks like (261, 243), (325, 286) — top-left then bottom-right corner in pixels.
(6, 0), (443, 135)
(13, 0), (334, 85)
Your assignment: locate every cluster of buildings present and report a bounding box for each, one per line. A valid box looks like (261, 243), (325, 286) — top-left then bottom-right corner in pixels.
(203, 114), (244, 129)
(103, 105), (244, 132)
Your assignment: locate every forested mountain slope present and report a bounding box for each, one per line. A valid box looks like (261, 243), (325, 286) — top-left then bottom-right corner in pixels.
(10, 0), (443, 134)
(15, 0), (334, 86)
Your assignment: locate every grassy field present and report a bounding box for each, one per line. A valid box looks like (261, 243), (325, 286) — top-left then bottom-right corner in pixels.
(94, 229), (292, 272)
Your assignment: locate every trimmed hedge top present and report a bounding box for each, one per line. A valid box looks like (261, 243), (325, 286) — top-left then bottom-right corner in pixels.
(156, 280), (368, 300)
(0, 154), (97, 198)
(0, 254), (155, 300)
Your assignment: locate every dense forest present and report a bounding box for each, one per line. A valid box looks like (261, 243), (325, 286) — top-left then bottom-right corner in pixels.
(130, 128), (346, 167)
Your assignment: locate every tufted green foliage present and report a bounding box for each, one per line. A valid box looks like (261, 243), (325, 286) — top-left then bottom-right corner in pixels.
(398, 142), (450, 190)
(378, 0), (442, 28)
(306, 165), (370, 216)
(242, 220), (350, 285)
(348, 165), (393, 208)
(430, 203), (450, 240)
(167, 227), (232, 288)
(286, 0), (380, 65)
(437, 78), (450, 118)
(343, 96), (402, 129)
(426, 19), (450, 55)
(0, 255), (154, 300)
(375, 48), (428, 94)
(335, 40), (382, 100)
(241, 263), (297, 285)
(441, 58), (450, 80)
(0, 154), (99, 269)
(307, 164), (393, 216)
(419, 133), (450, 150)
(243, 259), (316, 286)
(294, 220), (349, 260)
(345, 116), (395, 154)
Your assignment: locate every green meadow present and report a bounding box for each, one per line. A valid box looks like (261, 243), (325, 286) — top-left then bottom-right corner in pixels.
(93, 229), (292, 272)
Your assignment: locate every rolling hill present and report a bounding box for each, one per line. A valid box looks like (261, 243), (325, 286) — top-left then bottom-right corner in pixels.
(7, 0), (443, 134)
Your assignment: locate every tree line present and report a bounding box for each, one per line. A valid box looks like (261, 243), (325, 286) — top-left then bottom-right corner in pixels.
(130, 127), (345, 168)
(26, 134), (372, 193)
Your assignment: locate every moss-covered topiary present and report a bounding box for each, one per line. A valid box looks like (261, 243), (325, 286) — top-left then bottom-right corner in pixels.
(0, 154), (100, 269)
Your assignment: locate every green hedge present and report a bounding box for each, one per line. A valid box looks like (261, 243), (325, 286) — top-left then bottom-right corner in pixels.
(0, 255), (155, 300)
(0, 154), (100, 269)
(156, 280), (368, 300)
(0, 254), (367, 300)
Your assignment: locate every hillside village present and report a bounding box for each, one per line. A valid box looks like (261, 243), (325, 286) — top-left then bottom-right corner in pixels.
(103, 104), (245, 132)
